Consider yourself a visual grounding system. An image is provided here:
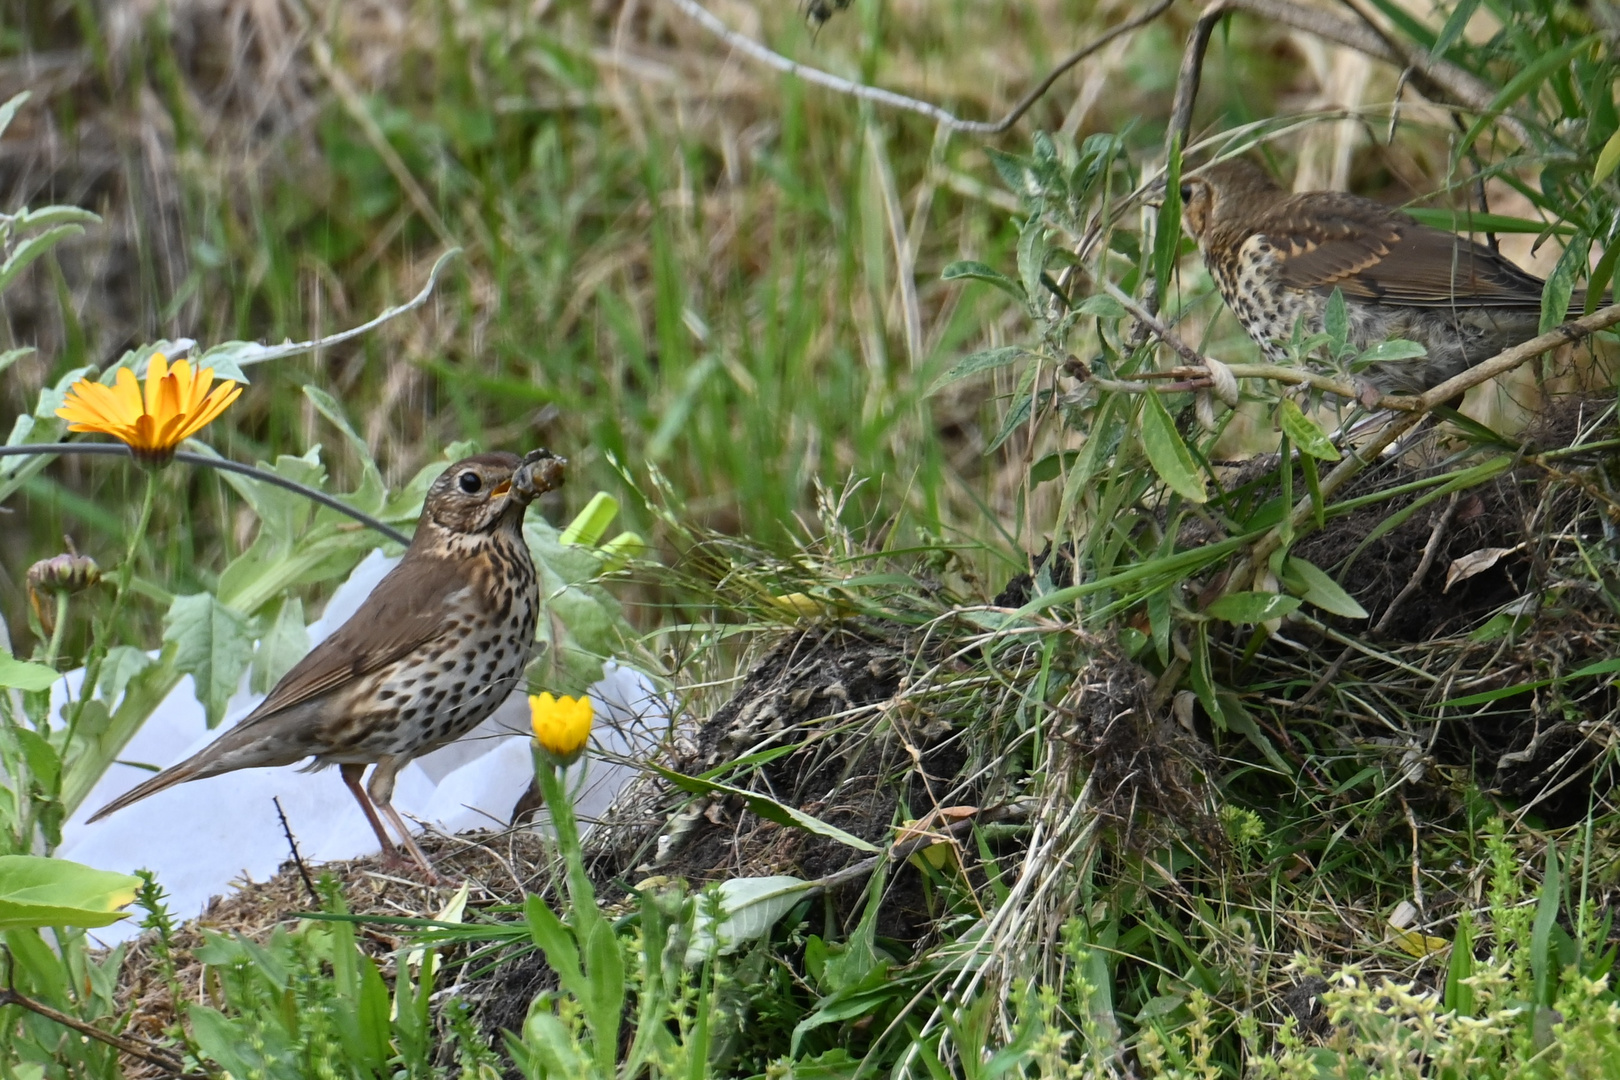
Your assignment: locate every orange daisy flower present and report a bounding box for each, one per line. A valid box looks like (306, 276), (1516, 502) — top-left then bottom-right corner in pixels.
(56, 353), (241, 466)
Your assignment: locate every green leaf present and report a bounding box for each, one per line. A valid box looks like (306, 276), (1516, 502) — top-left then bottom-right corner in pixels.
(1152, 140), (1183, 293)
(96, 646), (153, 706)
(251, 597), (308, 695)
(14, 206), (102, 231)
(1139, 392), (1208, 503)
(648, 763), (879, 853)
(1403, 208), (1575, 235)
(1205, 591), (1300, 624)
(0, 348), (34, 378)
(1276, 399), (1340, 461)
(1016, 217), (1046, 309)
(940, 260), (1025, 300)
(303, 384), (386, 513)
(1356, 339), (1428, 365)
(1323, 288), (1349, 355)
(0, 91), (28, 143)
(1595, 127), (1620, 187)
(686, 876), (810, 966)
(1075, 294), (1128, 318)
(1541, 233), (1591, 334)
(928, 346), (1028, 393)
(163, 593), (255, 727)
(1281, 557), (1368, 619)
(0, 855), (141, 931)
(984, 362), (1041, 456)
(1458, 37), (1594, 156)
(0, 224), (86, 295)
(0, 650), (60, 692)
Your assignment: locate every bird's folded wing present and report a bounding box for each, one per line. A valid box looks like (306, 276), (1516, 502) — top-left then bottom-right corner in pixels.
(243, 553), (472, 723)
(1267, 198), (1549, 309)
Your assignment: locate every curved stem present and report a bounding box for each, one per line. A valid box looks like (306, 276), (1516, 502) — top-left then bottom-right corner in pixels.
(0, 443), (412, 546)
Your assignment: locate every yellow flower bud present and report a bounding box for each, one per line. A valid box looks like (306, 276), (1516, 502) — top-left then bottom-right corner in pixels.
(529, 692), (593, 765)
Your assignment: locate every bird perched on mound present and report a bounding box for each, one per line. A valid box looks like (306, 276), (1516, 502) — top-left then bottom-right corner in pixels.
(89, 448), (567, 880)
(1177, 158), (1596, 394)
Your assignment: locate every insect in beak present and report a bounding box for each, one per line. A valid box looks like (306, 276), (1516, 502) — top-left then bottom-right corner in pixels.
(490, 479), (512, 499)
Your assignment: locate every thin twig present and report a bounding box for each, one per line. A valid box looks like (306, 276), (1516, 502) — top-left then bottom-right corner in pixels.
(1373, 492), (1460, 636)
(662, 0), (1175, 134)
(0, 987), (200, 1077)
(0, 443), (412, 545)
(274, 796), (321, 905)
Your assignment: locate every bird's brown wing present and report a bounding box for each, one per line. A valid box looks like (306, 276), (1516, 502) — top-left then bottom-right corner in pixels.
(1261, 192), (1549, 309)
(243, 552), (471, 722)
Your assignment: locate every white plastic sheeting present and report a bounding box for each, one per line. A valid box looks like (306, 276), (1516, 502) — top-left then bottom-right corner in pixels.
(53, 549), (667, 945)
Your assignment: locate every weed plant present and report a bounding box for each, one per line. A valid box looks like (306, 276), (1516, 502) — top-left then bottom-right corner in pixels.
(3, 0), (1620, 1077)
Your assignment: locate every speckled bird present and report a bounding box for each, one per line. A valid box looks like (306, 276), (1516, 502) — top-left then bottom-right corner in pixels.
(1179, 159), (1595, 393)
(89, 448), (567, 880)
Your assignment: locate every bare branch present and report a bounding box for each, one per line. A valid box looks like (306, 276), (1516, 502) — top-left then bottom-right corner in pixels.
(662, 0), (1174, 135)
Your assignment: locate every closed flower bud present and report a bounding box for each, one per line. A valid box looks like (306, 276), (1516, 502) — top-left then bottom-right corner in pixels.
(27, 552), (101, 595)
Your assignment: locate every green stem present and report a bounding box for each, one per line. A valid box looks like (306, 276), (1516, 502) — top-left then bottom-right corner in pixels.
(65, 472), (158, 750)
(43, 594), (69, 668)
(537, 757), (597, 916)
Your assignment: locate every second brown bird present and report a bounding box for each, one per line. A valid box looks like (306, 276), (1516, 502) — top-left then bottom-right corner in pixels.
(1179, 159), (1594, 394)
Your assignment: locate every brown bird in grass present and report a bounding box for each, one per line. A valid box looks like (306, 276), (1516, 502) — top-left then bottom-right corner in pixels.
(89, 449), (567, 880)
(1178, 158), (1598, 395)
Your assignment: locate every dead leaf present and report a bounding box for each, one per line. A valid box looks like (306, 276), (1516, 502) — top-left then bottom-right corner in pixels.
(1445, 545), (1523, 592)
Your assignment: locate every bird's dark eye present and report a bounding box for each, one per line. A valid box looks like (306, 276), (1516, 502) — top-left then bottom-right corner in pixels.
(1179, 183), (1194, 202)
(458, 471), (482, 494)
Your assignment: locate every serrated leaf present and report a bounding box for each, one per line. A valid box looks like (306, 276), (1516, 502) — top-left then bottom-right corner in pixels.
(96, 646), (154, 705)
(1276, 399), (1340, 461)
(163, 593), (254, 727)
(1205, 591), (1301, 624)
(0, 649), (59, 692)
(1139, 392), (1208, 503)
(303, 384), (386, 513)
(252, 597), (309, 694)
(928, 346), (1027, 393)
(941, 260), (1025, 300)
(1282, 557), (1368, 619)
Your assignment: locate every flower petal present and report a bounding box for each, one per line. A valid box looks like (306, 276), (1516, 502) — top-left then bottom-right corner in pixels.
(111, 368), (145, 422)
(142, 353), (170, 415)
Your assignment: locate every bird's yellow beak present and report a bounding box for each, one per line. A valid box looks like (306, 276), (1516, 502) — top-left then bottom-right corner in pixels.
(490, 479), (512, 499)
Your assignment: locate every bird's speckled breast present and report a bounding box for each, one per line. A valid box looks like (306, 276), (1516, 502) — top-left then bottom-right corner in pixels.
(1206, 233), (1322, 363)
(324, 530), (538, 760)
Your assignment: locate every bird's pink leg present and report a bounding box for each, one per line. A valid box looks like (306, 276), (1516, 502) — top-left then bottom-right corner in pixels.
(340, 762), (407, 867)
(366, 756), (442, 884)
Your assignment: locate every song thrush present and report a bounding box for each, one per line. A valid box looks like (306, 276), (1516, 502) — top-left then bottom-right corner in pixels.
(89, 448), (567, 879)
(1178, 159), (1595, 394)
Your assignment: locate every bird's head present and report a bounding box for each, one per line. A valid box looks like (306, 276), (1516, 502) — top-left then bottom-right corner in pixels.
(1175, 159), (1281, 241)
(423, 450), (565, 535)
